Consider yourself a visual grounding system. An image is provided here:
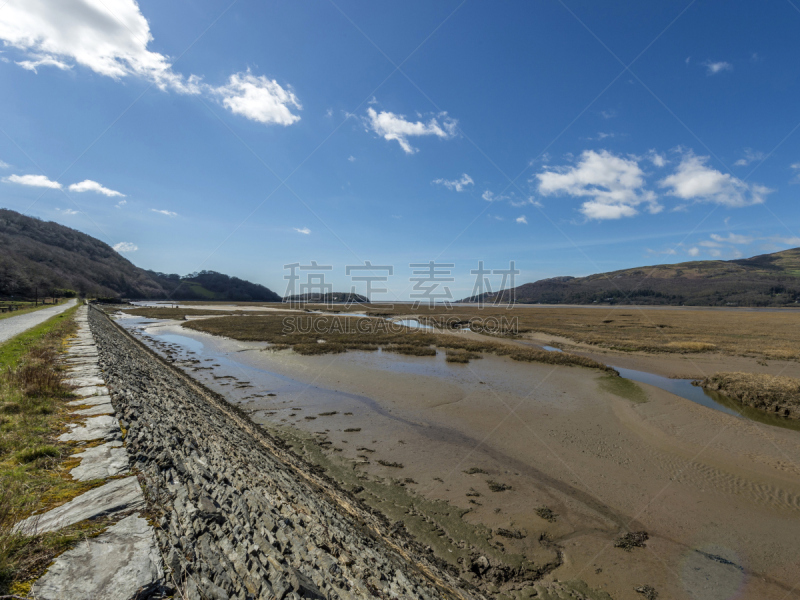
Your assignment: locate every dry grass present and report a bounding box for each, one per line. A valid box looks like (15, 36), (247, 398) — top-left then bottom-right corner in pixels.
(126, 302), (800, 359)
(310, 303), (800, 360)
(700, 372), (800, 419)
(181, 313), (615, 372)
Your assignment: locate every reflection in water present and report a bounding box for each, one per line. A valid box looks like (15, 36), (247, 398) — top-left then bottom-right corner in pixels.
(123, 316), (799, 432)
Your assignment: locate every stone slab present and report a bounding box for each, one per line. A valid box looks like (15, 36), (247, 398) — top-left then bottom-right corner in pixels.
(67, 394), (113, 407)
(16, 477), (145, 534)
(73, 402), (115, 416)
(31, 514), (163, 600)
(58, 415), (119, 442)
(66, 376), (105, 387)
(69, 442), (129, 481)
(73, 385), (109, 397)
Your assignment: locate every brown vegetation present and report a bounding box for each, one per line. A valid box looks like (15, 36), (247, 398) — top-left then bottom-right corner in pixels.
(699, 372), (800, 419)
(181, 313), (615, 372)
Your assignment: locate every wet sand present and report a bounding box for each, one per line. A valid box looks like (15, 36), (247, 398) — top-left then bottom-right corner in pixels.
(119, 314), (800, 600)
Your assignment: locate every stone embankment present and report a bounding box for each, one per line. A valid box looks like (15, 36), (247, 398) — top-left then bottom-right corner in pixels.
(88, 306), (487, 600)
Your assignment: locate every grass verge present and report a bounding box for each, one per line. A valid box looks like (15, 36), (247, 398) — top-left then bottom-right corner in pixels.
(0, 302), (101, 594)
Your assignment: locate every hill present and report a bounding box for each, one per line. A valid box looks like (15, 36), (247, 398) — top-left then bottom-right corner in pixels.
(0, 208), (281, 301)
(462, 248), (800, 307)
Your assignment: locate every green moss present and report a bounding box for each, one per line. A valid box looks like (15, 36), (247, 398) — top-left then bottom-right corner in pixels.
(598, 373), (648, 403)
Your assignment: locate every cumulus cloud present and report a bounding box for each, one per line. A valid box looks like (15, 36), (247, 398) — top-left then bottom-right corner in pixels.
(113, 241), (137, 252)
(433, 173), (473, 192)
(365, 107), (457, 154)
(646, 150), (666, 167)
(68, 179), (125, 197)
(535, 150), (660, 220)
(734, 148), (766, 167)
(659, 152), (770, 207)
(56, 208), (79, 215)
(151, 208), (177, 217)
(3, 173), (61, 188)
(348, 156), (356, 162)
(214, 71), (301, 126)
(515, 215), (527, 224)
(687, 247), (700, 256)
(0, 0), (300, 126)
(294, 227), (310, 235)
(703, 60), (733, 75)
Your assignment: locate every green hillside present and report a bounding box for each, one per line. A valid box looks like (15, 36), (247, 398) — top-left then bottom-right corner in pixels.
(463, 248), (800, 307)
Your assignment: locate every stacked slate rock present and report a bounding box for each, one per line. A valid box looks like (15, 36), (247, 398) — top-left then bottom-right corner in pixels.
(89, 307), (484, 600)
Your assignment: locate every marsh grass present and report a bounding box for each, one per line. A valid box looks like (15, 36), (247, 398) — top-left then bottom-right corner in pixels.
(303, 303), (800, 360)
(0, 304), (98, 593)
(182, 313), (615, 372)
(615, 531), (649, 551)
(700, 372), (800, 419)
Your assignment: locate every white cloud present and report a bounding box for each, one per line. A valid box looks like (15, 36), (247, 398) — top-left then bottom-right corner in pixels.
(294, 227), (310, 235)
(482, 190), (506, 202)
(348, 155), (356, 162)
(790, 163), (800, 183)
(535, 150), (660, 220)
(0, 0), (195, 90)
(433, 173), (473, 192)
(16, 54), (71, 72)
(3, 173), (61, 188)
(0, 160), (9, 169)
(515, 215), (527, 224)
(703, 60), (733, 75)
(365, 107), (457, 154)
(710, 233), (753, 245)
(773, 235), (800, 246)
(0, 1), (300, 126)
(509, 196), (542, 208)
(213, 71), (301, 126)
(734, 148), (766, 167)
(68, 179), (125, 197)
(659, 152), (770, 207)
(600, 109), (616, 119)
(647, 149), (666, 167)
(115, 199), (126, 208)
(113, 241), (137, 253)
(687, 247), (700, 256)
(151, 208), (177, 217)
(56, 208), (79, 215)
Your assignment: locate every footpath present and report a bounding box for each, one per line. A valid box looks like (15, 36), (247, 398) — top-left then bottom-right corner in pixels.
(15, 304), (164, 600)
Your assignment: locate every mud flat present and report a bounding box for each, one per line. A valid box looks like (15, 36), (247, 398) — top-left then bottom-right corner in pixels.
(110, 312), (800, 600)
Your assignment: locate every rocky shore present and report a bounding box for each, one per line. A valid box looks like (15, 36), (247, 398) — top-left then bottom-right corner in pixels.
(88, 306), (489, 600)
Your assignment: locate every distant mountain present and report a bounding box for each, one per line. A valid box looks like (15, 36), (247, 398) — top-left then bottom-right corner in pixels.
(284, 292), (368, 304)
(461, 249), (800, 307)
(0, 208), (281, 301)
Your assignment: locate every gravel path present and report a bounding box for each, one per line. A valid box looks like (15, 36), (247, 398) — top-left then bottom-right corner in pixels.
(0, 298), (77, 344)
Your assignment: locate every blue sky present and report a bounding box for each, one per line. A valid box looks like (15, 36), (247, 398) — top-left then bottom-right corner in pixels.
(1, 0), (799, 300)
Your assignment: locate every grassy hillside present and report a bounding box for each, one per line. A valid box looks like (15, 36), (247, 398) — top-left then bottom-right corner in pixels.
(464, 248), (800, 307)
(0, 209), (280, 302)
